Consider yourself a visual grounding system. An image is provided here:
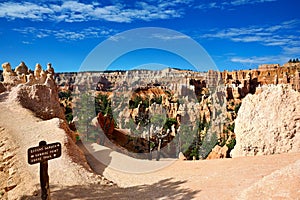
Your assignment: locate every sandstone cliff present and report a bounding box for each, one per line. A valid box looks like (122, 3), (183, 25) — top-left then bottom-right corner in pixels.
(0, 62), (66, 120)
(231, 85), (300, 157)
(10, 83), (65, 120)
(53, 62), (300, 160)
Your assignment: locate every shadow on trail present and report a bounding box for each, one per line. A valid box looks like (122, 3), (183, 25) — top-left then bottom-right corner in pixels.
(21, 178), (200, 200)
(76, 140), (112, 176)
(0, 92), (8, 102)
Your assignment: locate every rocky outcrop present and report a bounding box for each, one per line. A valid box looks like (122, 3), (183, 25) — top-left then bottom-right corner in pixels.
(11, 81), (65, 120)
(95, 113), (151, 158)
(2, 62), (19, 84)
(231, 85), (300, 157)
(0, 103), (113, 199)
(1, 62), (55, 87)
(178, 152), (187, 160)
(1, 62), (65, 120)
(52, 62), (300, 160)
(206, 145), (228, 159)
(221, 63), (300, 97)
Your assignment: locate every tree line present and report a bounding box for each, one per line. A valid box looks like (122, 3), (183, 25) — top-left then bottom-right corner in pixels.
(288, 58), (300, 63)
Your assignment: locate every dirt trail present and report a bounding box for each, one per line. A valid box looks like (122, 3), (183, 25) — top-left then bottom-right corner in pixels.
(0, 92), (110, 200)
(0, 91), (300, 199)
(81, 142), (300, 199)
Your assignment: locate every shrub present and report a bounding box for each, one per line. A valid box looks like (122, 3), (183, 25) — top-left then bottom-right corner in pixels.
(190, 147), (199, 160)
(163, 118), (177, 130)
(58, 91), (71, 99)
(151, 96), (162, 104)
(226, 138), (236, 150)
(129, 96), (143, 109)
(65, 105), (73, 123)
(227, 123), (235, 132)
(95, 93), (112, 116)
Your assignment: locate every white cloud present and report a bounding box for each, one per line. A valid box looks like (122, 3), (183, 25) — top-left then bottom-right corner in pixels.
(157, 0), (193, 8)
(201, 19), (300, 66)
(196, 0), (277, 10)
(107, 35), (126, 42)
(282, 47), (300, 55)
(231, 36), (263, 42)
(59, 1), (94, 13)
(230, 0), (276, 6)
(229, 45), (300, 66)
(229, 43), (300, 66)
(106, 29), (190, 42)
(13, 26), (116, 41)
(0, 2), (53, 20)
(231, 56), (276, 64)
(0, 0), (189, 23)
(151, 33), (189, 40)
(231, 55), (289, 65)
(201, 20), (300, 47)
(22, 41), (32, 45)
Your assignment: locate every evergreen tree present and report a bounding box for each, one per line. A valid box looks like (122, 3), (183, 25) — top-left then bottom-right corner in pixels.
(198, 131), (218, 159)
(74, 92), (96, 141)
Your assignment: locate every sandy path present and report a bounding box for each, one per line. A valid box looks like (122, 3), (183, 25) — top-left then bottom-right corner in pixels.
(80, 141), (300, 199)
(1, 91), (300, 199)
(0, 92), (109, 199)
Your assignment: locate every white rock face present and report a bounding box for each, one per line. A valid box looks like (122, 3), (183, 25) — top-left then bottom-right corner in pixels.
(9, 83), (65, 120)
(232, 85), (300, 157)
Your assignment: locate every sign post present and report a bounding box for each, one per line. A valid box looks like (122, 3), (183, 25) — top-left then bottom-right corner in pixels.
(28, 141), (62, 200)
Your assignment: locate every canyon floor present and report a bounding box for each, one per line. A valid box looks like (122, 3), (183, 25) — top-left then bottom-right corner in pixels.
(0, 92), (300, 200)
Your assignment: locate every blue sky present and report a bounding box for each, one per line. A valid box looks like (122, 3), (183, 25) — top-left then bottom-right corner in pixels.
(107, 49), (197, 71)
(0, 0), (299, 72)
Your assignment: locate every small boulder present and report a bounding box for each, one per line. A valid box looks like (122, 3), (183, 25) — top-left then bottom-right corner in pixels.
(178, 152), (187, 160)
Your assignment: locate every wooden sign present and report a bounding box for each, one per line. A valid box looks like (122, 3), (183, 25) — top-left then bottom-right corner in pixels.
(28, 141), (62, 200)
(28, 142), (61, 165)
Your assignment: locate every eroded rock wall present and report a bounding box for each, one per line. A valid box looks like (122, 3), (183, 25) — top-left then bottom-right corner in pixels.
(12, 84), (64, 120)
(231, 85), (300, 157)
(0, 61), (66, 120)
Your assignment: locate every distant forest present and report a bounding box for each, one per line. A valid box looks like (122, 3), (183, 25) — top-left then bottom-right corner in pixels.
(288, 58), (300, 63)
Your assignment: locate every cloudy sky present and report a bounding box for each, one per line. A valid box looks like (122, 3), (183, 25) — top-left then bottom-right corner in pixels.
(0, 0), (299, 72)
